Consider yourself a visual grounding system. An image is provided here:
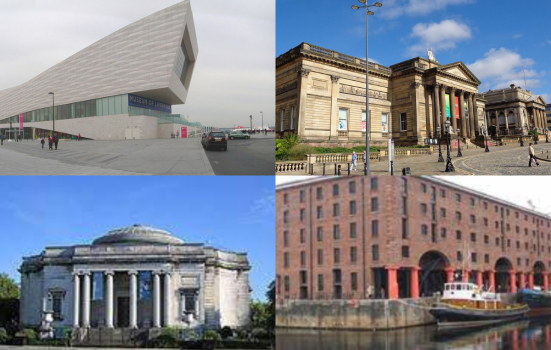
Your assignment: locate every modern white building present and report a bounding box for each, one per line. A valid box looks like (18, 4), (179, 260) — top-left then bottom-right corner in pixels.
(0, 1), (198, 140)
(19, 225), (251, 331)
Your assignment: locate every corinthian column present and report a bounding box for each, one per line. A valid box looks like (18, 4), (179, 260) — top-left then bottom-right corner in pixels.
(163, 273), (172, 327)
(329, 75), (340, 139)
(433, 84), (441, 132)
(450, 88), (457, 132)
(73, 273), (80, 328)
(105, 271), (114, 328)
(458, 90), (466, 137)
(129, 271), (138, 329)
(440, 85), (447, 127)
(297, 68), (310, 138)
(82, 272), (91, 328)
(153, 272), (161, 328)
(470, 93), (477, 137)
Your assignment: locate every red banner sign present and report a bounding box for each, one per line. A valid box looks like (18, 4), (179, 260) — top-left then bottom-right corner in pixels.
(19, 113), (23, 129)
(455, 97), (460, 119)
(181, 126), (187, 138)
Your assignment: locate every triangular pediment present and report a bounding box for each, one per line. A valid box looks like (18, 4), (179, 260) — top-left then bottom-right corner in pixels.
(536, 96), (547, 105)
(439, 62), (481, 85)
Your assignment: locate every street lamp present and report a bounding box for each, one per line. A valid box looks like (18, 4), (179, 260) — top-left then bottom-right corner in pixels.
(351, 0), (382, 175)
(444, 119), (455, 172)
(48, 92), (55, 136)
(456, 128), (462, 157)
(481, 124), (490, 152)
(249, 115), (252, 134)
(436, 124), (444, 162)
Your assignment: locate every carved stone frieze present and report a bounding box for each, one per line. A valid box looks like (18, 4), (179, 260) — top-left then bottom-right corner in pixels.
(339, 85), (388, 100)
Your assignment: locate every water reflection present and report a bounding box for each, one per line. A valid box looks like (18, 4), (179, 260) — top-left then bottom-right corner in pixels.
(276, 319), (551, 350)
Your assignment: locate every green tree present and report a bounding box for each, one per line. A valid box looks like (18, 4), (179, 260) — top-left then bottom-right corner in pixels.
(0, 274), (19, 299)
(250, 301), (269, 330)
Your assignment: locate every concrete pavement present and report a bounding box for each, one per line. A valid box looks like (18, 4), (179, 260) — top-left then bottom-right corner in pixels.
(0, 138), (215, 175)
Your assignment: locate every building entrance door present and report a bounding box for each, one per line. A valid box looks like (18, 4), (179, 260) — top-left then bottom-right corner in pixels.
(117, 297), (130, 328)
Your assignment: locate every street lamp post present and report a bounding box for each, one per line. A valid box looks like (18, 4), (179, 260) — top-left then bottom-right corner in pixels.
(249, 115), (252, 134)
(436, 125), (444, 162)
(351, 0), (382, 175)
(456, 128), (462, 157)
(48, 92), (55, 136)
(444, 119), (455, 172)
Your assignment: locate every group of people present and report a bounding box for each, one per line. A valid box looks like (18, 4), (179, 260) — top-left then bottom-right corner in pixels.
(349, 150), (367, 171)
(41, 135), (59, 150)
(171, 131), (180, 138)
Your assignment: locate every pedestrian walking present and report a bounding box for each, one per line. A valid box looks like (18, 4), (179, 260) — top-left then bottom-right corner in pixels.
(0, 134), (3, 146)
(350, 151), (358, 171)
(362, 150), (367, 164)
(528, 143), (540, 167)
(78, 133), (81, 141)
(48, 136), (52, 150)
(54, 135), (59, 150)
(41, 138), (45, 148)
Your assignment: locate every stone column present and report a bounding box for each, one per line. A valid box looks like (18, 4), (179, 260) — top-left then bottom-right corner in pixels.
(153, 272), (161, 328)
(386, 266), (399, 299)
(504, 109), (509, 133)
(450, 88), (457, 132)
(129, 271), (138, 329)
(458, 90), (466, 137)
(528, 272), (534, 289)
(82, 272), (91, 328)
(445, 267), (454, 283)
(509, 271), (517, 293)
(163, 273), (172, 327)
(475, 270), (483, 287)
(462, 269), (470, 283)
(544, 274), (549, 291)
(296, 68), (310, 138)
(410, 267), (419, 299)
(488, 270), (495, 292)
(105, 271), (114, 328)
(424, 86), (432, 137)
(440, 85), (447, 128)
(329, 75), (340, 139)
(433, 85), (441, 132)
(469, 93), (477, 137)
(73, 273), (80, 328)
(519, 272), (525, 289)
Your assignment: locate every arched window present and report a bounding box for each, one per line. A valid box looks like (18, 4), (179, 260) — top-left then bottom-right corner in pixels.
(508, 113), (515, 124)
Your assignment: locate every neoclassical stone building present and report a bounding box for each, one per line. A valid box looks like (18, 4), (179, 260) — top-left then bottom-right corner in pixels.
(19, 225), (250, 330)
(481, 84), (548, 136)
(276, 43), (488, 145)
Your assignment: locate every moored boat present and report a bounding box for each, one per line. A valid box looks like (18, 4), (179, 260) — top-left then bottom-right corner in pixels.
(430, 282), (529, 330)
(517, 288), (551, 317)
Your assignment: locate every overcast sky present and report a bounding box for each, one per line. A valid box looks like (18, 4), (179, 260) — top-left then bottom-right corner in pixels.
(0, 0), (274, 128)
(276, 176), (551, 215)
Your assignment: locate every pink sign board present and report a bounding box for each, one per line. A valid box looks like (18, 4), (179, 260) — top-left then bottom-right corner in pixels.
(181, 126), (187, 138)
(454, 96), (460, 119)
(19, 113), (23, 129)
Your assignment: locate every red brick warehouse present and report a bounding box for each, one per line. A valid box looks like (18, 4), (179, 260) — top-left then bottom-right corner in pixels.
(276, 176), (551, 301)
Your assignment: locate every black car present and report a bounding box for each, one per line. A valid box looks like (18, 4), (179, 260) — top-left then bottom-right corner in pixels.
(204, 132), (227, 151)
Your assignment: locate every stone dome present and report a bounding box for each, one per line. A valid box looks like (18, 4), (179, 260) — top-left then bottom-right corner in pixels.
(92, 224), (184, 245)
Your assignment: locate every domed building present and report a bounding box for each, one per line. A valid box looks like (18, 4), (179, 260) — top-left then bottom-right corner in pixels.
(19, 225), (251, 332)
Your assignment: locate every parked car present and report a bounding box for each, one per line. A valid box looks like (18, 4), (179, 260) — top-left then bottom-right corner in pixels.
(229, 131), (250, 140)
(204, 131), (227, 151)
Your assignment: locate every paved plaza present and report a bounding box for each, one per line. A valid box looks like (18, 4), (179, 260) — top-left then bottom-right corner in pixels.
(0, 138), (214, 175)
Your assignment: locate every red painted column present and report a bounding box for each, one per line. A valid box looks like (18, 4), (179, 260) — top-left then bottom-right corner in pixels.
(509, 271), (517, 293)
(488, 270), (495, 292)
(544, 274), (549, 291)
(462, 270), (470, 283)
(519, 272), (526, 290)
(445, 267), (454, 283)
(386, 266), (399, 300)
(512, 329), (519, 350)
(475, 270), (483, 287)
(410, 267), (420, 299)
(528, 273), (534, 289)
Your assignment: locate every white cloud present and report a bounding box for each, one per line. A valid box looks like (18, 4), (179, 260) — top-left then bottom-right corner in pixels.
(513, 34), (523, 39)
(380, 0), (474, 20)
(407, 19), (471, 56)
(467, 48), (543, 90)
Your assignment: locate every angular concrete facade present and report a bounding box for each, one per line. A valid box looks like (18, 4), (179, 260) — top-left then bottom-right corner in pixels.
(19, 225), (251, 330)
(0, 1), (198, 140)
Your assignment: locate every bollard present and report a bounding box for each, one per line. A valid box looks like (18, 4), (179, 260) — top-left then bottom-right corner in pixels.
(310, 166), (314, 175)
(391, 161), (394, 176)
(347, 163), (350, 176)
(323, 163), (326, 175)
(335, 163), (337, 175)
(338, 165), (341, 176)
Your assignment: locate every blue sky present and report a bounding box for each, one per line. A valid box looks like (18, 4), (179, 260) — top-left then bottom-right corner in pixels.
(0, 176), (275, 301)
(277, 0), (551, 102)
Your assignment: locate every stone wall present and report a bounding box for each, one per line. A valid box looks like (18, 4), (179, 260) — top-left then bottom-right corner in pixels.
(43, 265), (74, 328)
(217, 268), (250, 328)
(276, 298), (436, 330)
(20, 270), (44, 327)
